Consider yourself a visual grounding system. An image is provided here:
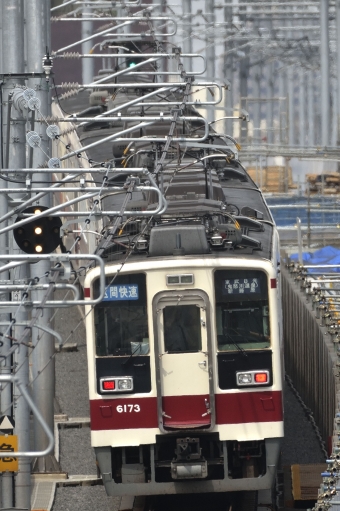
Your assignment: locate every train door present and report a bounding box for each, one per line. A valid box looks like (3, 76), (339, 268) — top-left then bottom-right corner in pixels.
(153, 290), (214, 430)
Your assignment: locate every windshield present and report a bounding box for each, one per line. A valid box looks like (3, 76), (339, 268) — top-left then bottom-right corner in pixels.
(214, 269), (270, 351)
(163, 304), (202, 353)
(93, 273), (149, 356)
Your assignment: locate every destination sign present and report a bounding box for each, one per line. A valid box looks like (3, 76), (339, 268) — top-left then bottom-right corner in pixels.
(222, 278), (261, 295)
(103, 284), (139, 301)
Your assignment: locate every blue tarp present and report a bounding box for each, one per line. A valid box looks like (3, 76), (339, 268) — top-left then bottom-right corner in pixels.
(290, 246), (340, 272)
(266, 196), (340, 227)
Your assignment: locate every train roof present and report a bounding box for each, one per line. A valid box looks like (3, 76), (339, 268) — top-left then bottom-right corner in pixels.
(55, 87), (276, 265)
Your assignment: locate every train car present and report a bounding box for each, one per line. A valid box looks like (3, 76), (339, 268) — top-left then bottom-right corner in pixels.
(56, 43), (283, 501)
(81, 112), (283, 498)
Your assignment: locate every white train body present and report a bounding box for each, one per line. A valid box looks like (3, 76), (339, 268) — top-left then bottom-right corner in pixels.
(84, 240), (283, 495)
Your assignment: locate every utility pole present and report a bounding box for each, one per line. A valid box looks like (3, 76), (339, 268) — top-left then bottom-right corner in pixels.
(224, 1), (234, 137)
(82, 3), (94, 84)
(332, 76), (337, 147)
(278, 65), (286, 145)
(253, 62), (262, 145)
(25, 0), (59, 475)
(336, 0), (340, 151)
(238, 1), (249, 145)
(307, 71), (315, 146)
(287, 65), (294, 146)
(266, 63), (274, 145)
(2, 1), (30, 509)
(182, 0), (192, 71)
(0, 62), (12, 511)
(205, 0), (215, 123)
(320, 0), (330, 147)
(299, 69), (306, 147)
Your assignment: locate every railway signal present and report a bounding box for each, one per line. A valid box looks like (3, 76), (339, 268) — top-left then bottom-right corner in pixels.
(13, 206), (62, 254)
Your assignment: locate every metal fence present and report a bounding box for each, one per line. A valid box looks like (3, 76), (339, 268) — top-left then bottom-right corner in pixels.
(282, 260), (340, 510)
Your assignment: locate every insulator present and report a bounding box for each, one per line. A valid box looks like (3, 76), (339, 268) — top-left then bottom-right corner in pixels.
(26, 131), (41, 148)
(46, 125), (60, 139)
(48, 157), (61, 169)
(12, 88), (28, 113)
(58, 89), (79, 101)
(96, 22), (113, 32)
(37, 162), (49, 169)
(60, 126), (77, 136)
(39, 116), (59, 123)
(60, 82), (80, 89)
(28, 97), (41, 110)
(23, 88), (36, 101)
(62, 52), (81, 59)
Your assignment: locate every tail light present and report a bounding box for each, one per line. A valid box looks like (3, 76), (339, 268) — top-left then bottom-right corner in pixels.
(236, 370), (270, 387)
(100, 377), (133, 393)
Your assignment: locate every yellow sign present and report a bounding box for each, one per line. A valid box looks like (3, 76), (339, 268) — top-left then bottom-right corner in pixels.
(0, 435), (18, 472)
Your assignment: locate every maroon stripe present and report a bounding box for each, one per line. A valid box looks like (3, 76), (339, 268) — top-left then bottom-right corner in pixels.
(90, 391), (283, 431)
(215, 391), (283, 424)
(162, 395), (211, 428)
(90, 397), (158, 430)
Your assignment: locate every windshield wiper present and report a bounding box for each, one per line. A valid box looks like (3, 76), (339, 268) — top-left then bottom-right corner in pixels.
(223, 332), (248, 357)
(122, 342), (142, 366)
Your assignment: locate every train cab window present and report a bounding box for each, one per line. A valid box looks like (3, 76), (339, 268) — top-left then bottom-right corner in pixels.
(163, 304), (202, 353)
(93, 273), (149, 356)
(214, 270), (270, 351)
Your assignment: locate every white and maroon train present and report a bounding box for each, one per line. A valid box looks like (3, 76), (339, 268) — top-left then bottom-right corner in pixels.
(81, 118), (283, 498)
(56, 42), (284, 500)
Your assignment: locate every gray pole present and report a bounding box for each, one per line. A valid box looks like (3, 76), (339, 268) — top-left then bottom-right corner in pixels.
(182, 0), (192, 71)
(205, 0), (215, 123)
(266, 63), (274, 145)
(0, 139), (10, 506)
(265, 16), (274, 145)
(278, 66), (287, 145)
(239, 56), (249, 145)
(25, 0), (58, 475)
(224, 2), (234, 137)
(2, 1), (30, 509)
(307, 70), (315, 146)
(336, 0), (340, 146)
(82, 3), (94, 84)
(287, 66), (295, 146)
(332, 77), (337, 147)
(0, 8), (4, 505)
(0, 81), (12, 511)
(253, 64), (261, 145)
(320, 0), (330, 146)
(239, 1), (249, 145)
(299, 68), (306, 147)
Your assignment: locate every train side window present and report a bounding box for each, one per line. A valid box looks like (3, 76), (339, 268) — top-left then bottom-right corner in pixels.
(214, 270), (270, 351)
(93, 273), (149, 356)
(163, 304), (202, 353)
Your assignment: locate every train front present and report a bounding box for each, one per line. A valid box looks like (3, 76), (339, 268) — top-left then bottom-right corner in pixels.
(84, 204), (283, 496)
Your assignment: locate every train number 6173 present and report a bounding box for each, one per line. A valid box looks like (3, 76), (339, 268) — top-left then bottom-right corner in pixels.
(116, 404), (141, 413)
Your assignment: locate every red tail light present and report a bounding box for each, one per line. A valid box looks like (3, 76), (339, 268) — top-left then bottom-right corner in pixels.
(103, 380), (115, 390)
(255, 373), (268, 383)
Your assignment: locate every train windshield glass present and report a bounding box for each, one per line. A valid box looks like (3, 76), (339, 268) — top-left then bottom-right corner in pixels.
(214, 270), (270, 351)
(163, 304), (202, 353)
(93, 273), (149, 356)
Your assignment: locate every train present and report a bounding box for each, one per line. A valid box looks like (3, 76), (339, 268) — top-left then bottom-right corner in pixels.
(54, 40), (284, 504)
